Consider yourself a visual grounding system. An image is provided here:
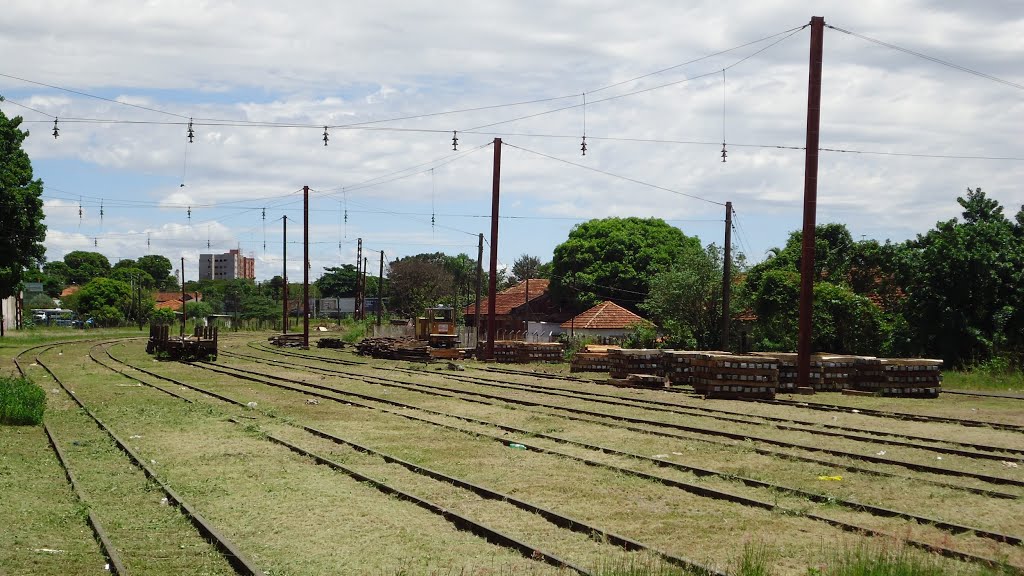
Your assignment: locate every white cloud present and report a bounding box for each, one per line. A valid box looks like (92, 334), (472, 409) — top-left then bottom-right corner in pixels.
(2, 0), (1021, 277)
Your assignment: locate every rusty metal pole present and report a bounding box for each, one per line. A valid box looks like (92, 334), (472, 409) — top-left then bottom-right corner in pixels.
(355, 238), (363, 321)
(377, 250), (384, 327)
(181, 257), (186, 337)
(282, 215), (288, 334)
(474, 233), (483, 346)
(720, 201), (733, 349)
(485, 138), (502, 360)
(362, 257), (368, 321)
(798, 16), (825, 388)
(303, 185), (310, 349)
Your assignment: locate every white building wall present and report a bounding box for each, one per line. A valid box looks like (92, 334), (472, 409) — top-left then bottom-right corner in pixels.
(2, 295), (20, 332)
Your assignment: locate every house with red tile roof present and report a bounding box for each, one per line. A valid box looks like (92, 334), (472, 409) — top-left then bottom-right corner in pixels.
(560, 300), (654, 339)
(463, 279), (560, 334)
(154, 291), (202, 312)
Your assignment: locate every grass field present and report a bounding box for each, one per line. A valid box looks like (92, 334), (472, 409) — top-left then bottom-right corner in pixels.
(2, 331), (1022, 575)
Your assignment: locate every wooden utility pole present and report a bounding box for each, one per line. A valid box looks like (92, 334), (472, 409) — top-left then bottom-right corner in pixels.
(303, 185), (310, 349)
(377, 250), (384, 327)
(798, 16), (825, 388)
(282, 215), (288, 333)
(720, 201), (733, 349)
(474, 233), (483, 346)
(485, 138), (502, 360)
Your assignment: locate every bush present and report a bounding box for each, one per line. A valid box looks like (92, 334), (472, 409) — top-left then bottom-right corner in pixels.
(0, 376), (46, 425)
(623, 323), (658, 349)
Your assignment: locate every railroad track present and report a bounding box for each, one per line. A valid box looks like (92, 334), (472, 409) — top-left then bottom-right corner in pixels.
(159, 353), (1022, 567)
(221, 348), (1024, 489)
(104, 343), (1023, 555)
(254, 344), (1024, 453)
(13, 348), (129, 575)
(478, 365), (1024, 432)
(20, 346), (266, 576)
(388, 365), (1024, 461)
(92, 344), (723, 575)
(943, 389), (1024, 401)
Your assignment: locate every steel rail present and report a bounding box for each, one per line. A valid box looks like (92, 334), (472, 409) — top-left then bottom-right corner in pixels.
(215, 351), (1024, 488)
(210, 349), (1022, 499)
(96, 347), (704, 574)
(172, 357), (1018, 568)
(247, 345), (1024, 456)
(43, 422), (130, 575)
(384, 365), (1023, 462)
(34, 351), (266, 576)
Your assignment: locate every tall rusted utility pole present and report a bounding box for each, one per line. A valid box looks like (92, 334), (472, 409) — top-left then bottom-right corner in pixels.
(303, 185), (310, 349)
(377, 250), (384, 327)
(180, 257), (187, 337)
(798, 16), (825, 388)
(474, 233), (483, 346)
(282, 216), (288, 333)
(355, 238), (363, 320)
(485, 138), (502, 360)
(720, 201), (733, 349)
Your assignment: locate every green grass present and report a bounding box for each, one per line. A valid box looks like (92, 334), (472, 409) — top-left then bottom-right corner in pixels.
(0, 376), (46, 425)
(941, 370), (1023, 392)
(810, 542), (1011, 576)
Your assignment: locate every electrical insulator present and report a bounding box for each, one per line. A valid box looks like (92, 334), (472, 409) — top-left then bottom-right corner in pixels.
(451, 130), (458, 151)
(721, 143), (728, 163)
(323, 126), (329, 146)
(187, 206), (191, 221)
(100, 200), (104, 221)
(187, 118), (194, 143)
(262, 208), (266, 220)
(94, 237), (98, 247)
(52, 118), (59, 139)
(581, 136), (587, 156)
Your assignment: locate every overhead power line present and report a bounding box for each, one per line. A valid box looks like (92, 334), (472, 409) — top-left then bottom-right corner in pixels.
(504, 142), (727, 206)
(827, 24), (1024, 92)
(0, 72), (189, 117)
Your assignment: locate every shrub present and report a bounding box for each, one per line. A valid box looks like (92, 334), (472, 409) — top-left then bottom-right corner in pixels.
(0, 376), (46, 425)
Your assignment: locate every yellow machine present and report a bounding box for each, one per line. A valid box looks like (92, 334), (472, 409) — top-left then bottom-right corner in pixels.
(416, 306), (459, 348)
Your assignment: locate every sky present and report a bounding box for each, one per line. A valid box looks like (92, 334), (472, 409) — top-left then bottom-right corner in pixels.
(1, 1), (1022, 283)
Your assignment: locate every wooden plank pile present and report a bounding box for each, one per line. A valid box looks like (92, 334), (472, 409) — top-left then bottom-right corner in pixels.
(816, 355), (858, 391)
(491, 341), (520, 363)
(316, 338), (347, 349)
(854, 357), (942, 397)
(570, 344), (619, 373)
(355, 337), (431, 361)
(690, 353), (779, 399)
(608, 349), (664, 379)
(516, 342), (565, 363)
(268, 333), (305, 347)
(604, 373), (669, 389)
(662, 350), (732, 385)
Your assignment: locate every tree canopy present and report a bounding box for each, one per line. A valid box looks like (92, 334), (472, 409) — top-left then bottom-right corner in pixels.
(63, 251), (111, 285)
(0, 107), (47, 305)
(550, 217), (702, 311)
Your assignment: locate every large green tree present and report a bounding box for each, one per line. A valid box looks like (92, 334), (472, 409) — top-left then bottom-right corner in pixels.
(64, 251), (111, 285)
(386, 255), (453, 316)
(316, 265), (359, 298)
(902, 188), (1023, 367)
(73, 277), (132, 326)
(136, 255), (176, 290)
(641, 244), (724, 349)
(0, 106), (47, 329)
(549, 217), (701, 311)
